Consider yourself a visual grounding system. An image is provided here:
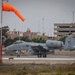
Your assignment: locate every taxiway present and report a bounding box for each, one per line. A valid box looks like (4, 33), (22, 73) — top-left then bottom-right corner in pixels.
(2, 55), (75, 64)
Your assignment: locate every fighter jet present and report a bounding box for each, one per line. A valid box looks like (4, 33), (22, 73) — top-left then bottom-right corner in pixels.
(4, 39), (64, 57)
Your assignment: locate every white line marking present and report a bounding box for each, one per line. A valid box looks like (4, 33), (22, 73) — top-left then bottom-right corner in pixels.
(2, 58), (75, 61)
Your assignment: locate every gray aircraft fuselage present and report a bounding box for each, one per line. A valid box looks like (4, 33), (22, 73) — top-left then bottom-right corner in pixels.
(5, 40), (64, 51)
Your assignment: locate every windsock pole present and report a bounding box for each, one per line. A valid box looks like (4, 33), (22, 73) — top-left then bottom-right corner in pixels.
(0, 0), (3, 63)
(0, 45), (2, 63)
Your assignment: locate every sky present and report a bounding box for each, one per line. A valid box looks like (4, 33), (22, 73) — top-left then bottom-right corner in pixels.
(0, 0), (75, 36)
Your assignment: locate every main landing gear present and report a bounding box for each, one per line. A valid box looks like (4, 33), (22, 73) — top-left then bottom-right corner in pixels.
(37, 51), (47, 58)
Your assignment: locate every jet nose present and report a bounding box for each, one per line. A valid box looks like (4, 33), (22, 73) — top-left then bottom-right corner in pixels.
(4, 46), (10, 50)
(4, 47), (8, 50)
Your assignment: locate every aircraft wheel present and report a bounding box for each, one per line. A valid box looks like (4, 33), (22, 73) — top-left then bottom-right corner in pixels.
(17, 55), (20, 57)
(43, 54), (47, 58)
(37, 54), (42, 58)
(51, 50), (55, 54)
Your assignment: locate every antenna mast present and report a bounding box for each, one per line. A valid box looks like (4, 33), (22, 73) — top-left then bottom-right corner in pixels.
(72, 11), (75, 23)
(38, 21), (40, 33)
(42, 18), (45, 35)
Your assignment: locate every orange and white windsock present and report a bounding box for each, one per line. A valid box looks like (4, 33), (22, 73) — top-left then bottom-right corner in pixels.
(2, 3), (25, 21)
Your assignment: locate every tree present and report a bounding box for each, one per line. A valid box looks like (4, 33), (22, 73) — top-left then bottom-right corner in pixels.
(3, 36), (32, 47)
(4, 38), (13, 47)
(0, 26), (9, 45)
(32, 38), (46, 43)
(13, 36), (31, 43)
(58, 36), (66, 43)
(20, 37), (31, 42)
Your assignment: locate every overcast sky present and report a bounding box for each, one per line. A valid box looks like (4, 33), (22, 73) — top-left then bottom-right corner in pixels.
(0, 0), (75, 36)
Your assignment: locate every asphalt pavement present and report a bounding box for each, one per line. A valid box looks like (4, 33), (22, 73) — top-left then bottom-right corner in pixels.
(2, 54), (75, 64)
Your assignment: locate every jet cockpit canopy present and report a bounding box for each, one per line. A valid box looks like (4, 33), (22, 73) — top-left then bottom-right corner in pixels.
(13, 40), (25, 44)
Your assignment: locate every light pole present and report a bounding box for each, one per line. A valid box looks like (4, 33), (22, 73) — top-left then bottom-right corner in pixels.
(72, 11), (75, 24)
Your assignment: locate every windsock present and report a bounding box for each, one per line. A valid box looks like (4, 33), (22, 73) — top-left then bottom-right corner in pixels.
(2, 3), (25, 21)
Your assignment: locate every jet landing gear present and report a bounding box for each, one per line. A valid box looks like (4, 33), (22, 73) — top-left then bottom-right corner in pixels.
(43, 53), (47, 58)
(37, 51), (47, 58)
(37, 54), (42, 58)
(16, 50), (20, 57)
(36, 45), (47, 58)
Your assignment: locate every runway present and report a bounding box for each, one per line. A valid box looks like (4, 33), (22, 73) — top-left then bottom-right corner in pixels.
(2, 57), (75, 61)
(2, 50), (75, 64)
(2, 56), (75, 64)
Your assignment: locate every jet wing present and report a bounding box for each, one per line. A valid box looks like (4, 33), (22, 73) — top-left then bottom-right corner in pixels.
(30, 44), (49, 57)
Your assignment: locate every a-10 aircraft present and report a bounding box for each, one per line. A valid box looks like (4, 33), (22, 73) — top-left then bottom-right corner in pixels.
(4, 36), (75, 57)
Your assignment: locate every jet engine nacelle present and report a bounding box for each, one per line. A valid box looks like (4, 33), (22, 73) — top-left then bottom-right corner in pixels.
(46, 40), (64, 49)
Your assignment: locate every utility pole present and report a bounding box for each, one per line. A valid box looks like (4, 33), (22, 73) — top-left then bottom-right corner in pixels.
(38, 21), (40, 33)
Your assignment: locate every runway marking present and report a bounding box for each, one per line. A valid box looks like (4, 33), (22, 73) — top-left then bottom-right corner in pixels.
(2, 58), (75, 61)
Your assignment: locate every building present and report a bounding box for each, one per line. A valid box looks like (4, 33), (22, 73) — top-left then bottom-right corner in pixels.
(8, 28), (56, 40)
(54, 23), (75, 39)
(23, 28), (37, 39)
(23, 28), (49, 40)
(8, 29), (23, 39)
